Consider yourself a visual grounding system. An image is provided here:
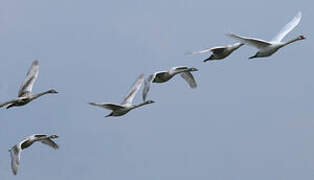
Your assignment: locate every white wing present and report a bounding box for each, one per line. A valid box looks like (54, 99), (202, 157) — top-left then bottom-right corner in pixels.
(18, 60), (39, 97)
(180, 72), (197, 88)
(185, 48), (213, 55)
(227, 33), (271, 49)
(121, 74), (144, 105)
(142, 73), (156, 102)
(10, 145), (21, 175)
(185, 46), (228, 55)
(271, 12), (302, 42)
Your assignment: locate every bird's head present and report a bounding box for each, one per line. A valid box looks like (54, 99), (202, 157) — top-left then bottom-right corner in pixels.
(237, 43), (245, 47)
(145, 100), (155, 104)
(188, 67), (198, 72)
(49, 135), (59, 139)
(299, 35), (306, 40)
(48, 89), (58, 94)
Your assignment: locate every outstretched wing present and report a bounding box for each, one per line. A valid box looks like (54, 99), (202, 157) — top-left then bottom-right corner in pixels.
(180, 72), (197, 88)
(89, 102), (124, 110)
(18, 60), (39, 97)
(10, 145), (21, 175)
(185, 47), (214, 55)
(121, 74), (144, 105)
(227, 33), (271, 49)
(142, 73), (156, 102)
(40, 138), (59, 149)
(0, 99), (17, 108)
(271, 12), (302, 42)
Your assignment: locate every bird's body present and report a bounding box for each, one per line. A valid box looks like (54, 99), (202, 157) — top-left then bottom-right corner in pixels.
(142, 66), (198, 101)
(152, 71), (176, 83)
(89, 74), (154, 117)
(0, 60), (58, 109)
(227, 12), (305, 59)
(9, 134), (59, 175)
(187, 43), (244, 62)
(106, 107), (131, 117)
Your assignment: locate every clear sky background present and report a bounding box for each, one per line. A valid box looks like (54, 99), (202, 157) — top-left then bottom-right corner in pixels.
(0, 0), (313, 179)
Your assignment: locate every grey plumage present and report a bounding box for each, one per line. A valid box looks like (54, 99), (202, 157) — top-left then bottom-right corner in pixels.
(0, 60), (58, 109)
(9, 134), (59, 175)
(142, 66), (198, 102)
(89, 74), (154, 117)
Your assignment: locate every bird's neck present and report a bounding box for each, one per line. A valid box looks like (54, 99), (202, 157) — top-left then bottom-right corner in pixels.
(283, 37), (301, 46)
(172, 68), (190, 75)
(232, 43), (243, 50)
(133, 101), (150, 109)
(30, 90), (52, 100)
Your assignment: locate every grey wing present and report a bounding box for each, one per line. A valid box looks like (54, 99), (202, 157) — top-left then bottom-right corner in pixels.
(10, 145), (21, 175)
(0, 99), (17, 108)
(121, 74), (144, 105)
(142, 73), (155, 102)
(18, 60), (39, 97)
(40, 138), (59, 149)
(227, 33), (271, 49)
(89, 102), (124, 110)
(180, 72), (197, 88)
(271, 12), (302, 42)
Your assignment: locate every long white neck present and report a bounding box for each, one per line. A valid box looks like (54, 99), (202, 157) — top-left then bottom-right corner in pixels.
(172, 68), (191, 76)
(30, 90), (53, 100)
(283, 37), (301, 46)
(132, 101), (151, 109)
(231, 43), (244, 50)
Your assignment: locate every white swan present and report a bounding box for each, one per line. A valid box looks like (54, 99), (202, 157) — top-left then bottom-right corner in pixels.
(186, 43), (244, 62)
(142, 66), (198, 101)
(0, 60), (58, 109)
(227, 12), (305, 59)
(89, 74), (154, 117)
(9, 134), (59, 175)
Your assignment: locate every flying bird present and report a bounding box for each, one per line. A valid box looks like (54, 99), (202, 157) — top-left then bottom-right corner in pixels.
(186, 43), (244, 62)
(0, 60), (58, 109)
(9, 134), (59, 175)
(227, 12), (305, 59)
(89, 74), (154, 117)
(142, 66), (198, 102)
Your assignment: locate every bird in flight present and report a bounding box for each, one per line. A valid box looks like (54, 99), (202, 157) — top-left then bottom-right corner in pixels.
(0, 60), (58, 109)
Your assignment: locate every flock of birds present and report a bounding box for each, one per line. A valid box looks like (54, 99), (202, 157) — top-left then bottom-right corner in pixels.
(1, 11), (305, 175)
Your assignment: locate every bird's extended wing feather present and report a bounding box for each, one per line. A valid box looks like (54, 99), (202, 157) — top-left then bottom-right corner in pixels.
(142, 73), (156, 102)
(0, 99), (17, 108)
(185, 47), (214, 55)
(180, 72), (197, 88)
(227, 33), (271, 49)
(271, 12), (302, 42)
(40, 138), (59, 149)
(89, 102), (124, 110)
(18, 60), (39, 97)
(10, 145), (20, 175)
(121, 74), (144, 105)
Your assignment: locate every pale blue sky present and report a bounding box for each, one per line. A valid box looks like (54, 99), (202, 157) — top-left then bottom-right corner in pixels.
(0, 0), (313, 179)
